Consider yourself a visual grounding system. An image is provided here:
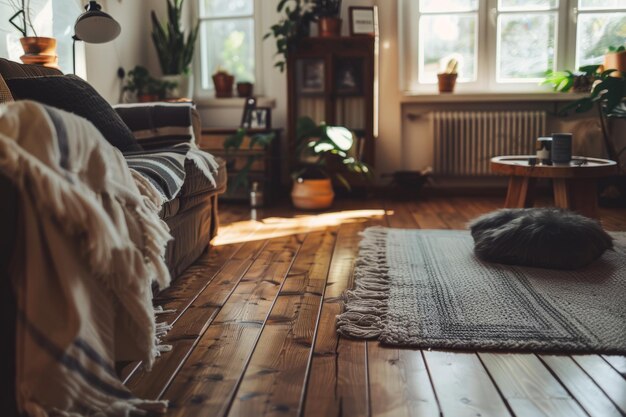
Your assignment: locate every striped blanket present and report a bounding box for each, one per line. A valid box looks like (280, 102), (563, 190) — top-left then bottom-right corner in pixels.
(116, 103), (219, 201)
(0, 101), (171, 416)
(124, 143), (219, 201)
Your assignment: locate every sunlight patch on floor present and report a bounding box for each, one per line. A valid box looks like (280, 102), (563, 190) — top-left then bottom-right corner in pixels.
(212, 209), (387, 246)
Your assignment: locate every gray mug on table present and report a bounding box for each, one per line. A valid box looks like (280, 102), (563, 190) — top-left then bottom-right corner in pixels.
(551, 133), (572, 164)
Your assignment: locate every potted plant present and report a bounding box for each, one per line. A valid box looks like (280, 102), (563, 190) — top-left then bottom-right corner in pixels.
(291, 116), (373, 210)
(604, 45), (626, 75)
(151, 0), (199, 98)
(212, 68), (235, 98)
(7, 2), (57, 67)
(437, 58), (458, 93)
(236, 81), (254, 97)
(123, 66), (176, 102)
(542, 65), (600, 93)
(264, 0), (317, 72)
(223, 128), (276, 199)
(560, 68), (626, 205)
(313, 0), (342, 37)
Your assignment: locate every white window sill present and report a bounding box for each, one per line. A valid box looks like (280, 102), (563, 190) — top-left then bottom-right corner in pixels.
(401, 92), (589, 104)
(194, 96), (277, 108)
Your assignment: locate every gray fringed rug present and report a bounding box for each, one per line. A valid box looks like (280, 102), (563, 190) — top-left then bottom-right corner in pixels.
(337, 227), (626, 353)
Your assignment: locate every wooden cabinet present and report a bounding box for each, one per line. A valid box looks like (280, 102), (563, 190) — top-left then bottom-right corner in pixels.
(199, 128), (282, 203)
(287, 37), (377, 170)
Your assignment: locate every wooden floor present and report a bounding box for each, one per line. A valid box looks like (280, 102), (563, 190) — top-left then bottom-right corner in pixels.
(122, 197), (626, 417)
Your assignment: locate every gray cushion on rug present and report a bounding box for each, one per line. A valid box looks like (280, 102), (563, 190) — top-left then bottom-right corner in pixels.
(469, 208), (613, 270)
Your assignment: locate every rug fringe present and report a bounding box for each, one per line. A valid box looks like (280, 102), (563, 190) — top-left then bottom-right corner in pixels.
(337, 227), (390, 339)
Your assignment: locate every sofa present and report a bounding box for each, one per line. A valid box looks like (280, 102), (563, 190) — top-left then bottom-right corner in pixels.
(0, 58), (226, 415)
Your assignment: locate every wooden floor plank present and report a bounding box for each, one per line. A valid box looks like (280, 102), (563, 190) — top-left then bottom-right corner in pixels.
(479, 353), (588, 417)
(120, 198), (626, 416)
(120, 244), (244, 384)
(228, 227), (338, 417)
(572, 355), (626, 414)
(302, 221), (373, 417)
(160, 233), (302, 416)
(602, 355), (626, 377)
(540, 355), (622, 417)
(369, 348), (440, 417)
(127, 236), (271, 400)
(424, 351), (512, 417)
(367, 200), (441, 417)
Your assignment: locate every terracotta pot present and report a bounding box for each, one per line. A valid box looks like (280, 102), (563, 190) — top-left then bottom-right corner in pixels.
(212, 72), (235, 98)
(437, 73), (458, 93)
(138, 94), (159, 103)
(291, 178), (335, 210)
(318, 17), (342, 38)
(19, 37), (58, 68)
(604, 51), (626, 77)
(236, 82), (254, 97)
(20, 37), (57, 55)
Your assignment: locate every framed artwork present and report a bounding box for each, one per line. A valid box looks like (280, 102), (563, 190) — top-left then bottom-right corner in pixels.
(298, 59), (325, 94)
(335, 60), (362, 94)
(250, 107), (272, 129)
(349, 6), (376, 36)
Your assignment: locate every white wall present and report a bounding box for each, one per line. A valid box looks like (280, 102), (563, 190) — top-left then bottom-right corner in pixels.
(84, 0), (153, 103)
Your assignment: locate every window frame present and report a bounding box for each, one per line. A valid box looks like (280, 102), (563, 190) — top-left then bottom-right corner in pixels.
(399, 0), (625, 94)
(192, 0), (264, 99)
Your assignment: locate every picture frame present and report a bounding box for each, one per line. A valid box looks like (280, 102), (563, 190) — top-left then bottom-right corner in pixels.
(297, 59), (325, 94)
(349, 6), (376, 36)
(250, 107), (272, 129)
(335, 59), (362, 94)
(240, 97), (257, 128)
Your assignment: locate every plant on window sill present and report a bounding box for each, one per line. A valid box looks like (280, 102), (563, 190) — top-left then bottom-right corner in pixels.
(542, 65), (600, 94)
(559, 68), (626, 171)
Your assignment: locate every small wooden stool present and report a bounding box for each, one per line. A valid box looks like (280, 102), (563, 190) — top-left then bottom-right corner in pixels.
(490, 155), (618, 219)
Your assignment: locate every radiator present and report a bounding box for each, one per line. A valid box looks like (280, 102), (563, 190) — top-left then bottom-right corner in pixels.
(432, 111), (546, 176)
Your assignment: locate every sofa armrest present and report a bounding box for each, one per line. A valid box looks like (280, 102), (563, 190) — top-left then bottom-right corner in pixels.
(114, 102), (202, 150)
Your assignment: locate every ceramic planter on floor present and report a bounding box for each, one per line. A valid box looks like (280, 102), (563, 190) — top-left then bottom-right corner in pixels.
(291, 178), (335, 210)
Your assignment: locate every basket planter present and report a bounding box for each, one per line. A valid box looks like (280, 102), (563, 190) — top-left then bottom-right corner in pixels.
(291, 178), (335, 210)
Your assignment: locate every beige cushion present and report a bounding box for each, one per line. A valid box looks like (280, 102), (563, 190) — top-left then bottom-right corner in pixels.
(0, 74), (14, 103)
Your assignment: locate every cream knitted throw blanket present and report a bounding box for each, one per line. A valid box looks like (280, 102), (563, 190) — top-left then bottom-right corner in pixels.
(0, 101), (172, 416)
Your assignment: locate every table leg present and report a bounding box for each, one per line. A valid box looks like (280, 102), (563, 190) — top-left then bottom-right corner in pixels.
(504, 176), (535, 208)
(553, 178), (599, 219)
(553, 178), (570, 209)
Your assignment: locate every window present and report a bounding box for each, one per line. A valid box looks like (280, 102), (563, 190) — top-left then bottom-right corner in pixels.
(0, 0), (82, 74)
(400, 0), (626, 92)
(197, 0), (257, 93)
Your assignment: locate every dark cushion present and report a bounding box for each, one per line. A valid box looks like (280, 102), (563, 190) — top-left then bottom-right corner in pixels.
(0, 57), (62, 78)
(6, 75), (142, 152)
(469, 208), (613, 270)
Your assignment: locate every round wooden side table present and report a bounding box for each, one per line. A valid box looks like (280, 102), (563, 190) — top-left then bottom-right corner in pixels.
(490, 155), (618, 219)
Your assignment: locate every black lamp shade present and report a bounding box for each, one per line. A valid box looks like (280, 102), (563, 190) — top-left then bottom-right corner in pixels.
(74, 1), (121, 44)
